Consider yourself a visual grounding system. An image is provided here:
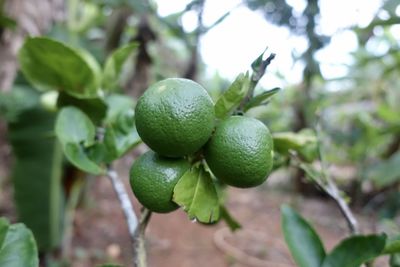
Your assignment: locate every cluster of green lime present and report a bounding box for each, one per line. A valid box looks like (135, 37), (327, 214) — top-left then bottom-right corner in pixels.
(130, 78), (273, 213)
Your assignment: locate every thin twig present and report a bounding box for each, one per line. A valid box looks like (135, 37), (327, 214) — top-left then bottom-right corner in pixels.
(315, 121), (360, 235)
(133, 208), (152, 267)
(106, 166), (139, 256)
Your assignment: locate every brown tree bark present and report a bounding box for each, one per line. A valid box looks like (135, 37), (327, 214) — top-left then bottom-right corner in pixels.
(0, 0), (64, 91)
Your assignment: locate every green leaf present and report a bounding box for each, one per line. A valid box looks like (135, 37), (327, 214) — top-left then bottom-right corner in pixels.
(18, 37), (101, 98)
(214, 73), (250, 119)
(273, 129), (318, 162)
(281, 205), (326, 267)
(103, 43), (138, 91)
(8, 105), (64, 251)
(173, 166), (220, 223)
(55, 107), (95, 146)
(366, 152), (400, 188)
(0, 15), (16, 29)
(243, 87), (280, 111)
(0, 218), (39, 267)
(390, 253), (400, 267)
(64, 143), (104, 175)
(220, 205), (241, 231)
(57, 92), (107, 125)
(55, 107), (103, 174)
(321, 234), (387, 267)
(0, 86), (39, 122)
(384, 236), (400, 254)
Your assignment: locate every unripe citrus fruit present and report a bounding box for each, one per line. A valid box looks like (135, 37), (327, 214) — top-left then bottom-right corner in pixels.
(204, 116), (273, 188)
(130, 150), (190, 213)
(135, 78), (215, 157)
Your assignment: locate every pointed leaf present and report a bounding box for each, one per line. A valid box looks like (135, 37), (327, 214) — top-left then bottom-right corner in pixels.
(243, 87), (280, 111)
(321, 234), (387, 267)
(18, 37), (101, 98)
(55, 107), (95, 146)
(220, 205), (241, 231)
(0, 218), (39, 267)
(103, 43), (139, 91)
(173, 166), (220, 223)
(281, 205), (326, 267)
(214, 73), (250, 119)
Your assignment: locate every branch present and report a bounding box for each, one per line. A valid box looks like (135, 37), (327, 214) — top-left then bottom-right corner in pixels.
(133, 208), (152, 267)
(315, 122), (360, 235)
(106, 166), (138, 257)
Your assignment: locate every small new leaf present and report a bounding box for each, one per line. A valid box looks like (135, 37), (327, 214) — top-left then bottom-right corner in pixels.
(103, 43), (139, 91)
(243, 87), (280, 111)
(214, 73), (250, 119)
(173, 165), (220, 223)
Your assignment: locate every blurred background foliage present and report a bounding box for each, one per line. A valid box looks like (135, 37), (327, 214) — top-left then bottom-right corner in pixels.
(0, 0), (399, 265)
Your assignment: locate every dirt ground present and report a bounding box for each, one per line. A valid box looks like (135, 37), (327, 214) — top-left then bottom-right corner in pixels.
(0, 142), (391, 267)
(68, 156), (388, 267)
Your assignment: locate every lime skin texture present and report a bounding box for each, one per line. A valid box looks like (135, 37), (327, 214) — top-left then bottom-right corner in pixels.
(130, 150), (190, 213)
(135, 78), (215, 158)
(204, 115), (273, 188)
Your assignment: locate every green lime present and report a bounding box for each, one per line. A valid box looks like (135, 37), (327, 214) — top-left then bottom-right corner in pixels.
(204, 116), (273, 188)
(135, 78), (215, 158)
(129, 150), (190, 213)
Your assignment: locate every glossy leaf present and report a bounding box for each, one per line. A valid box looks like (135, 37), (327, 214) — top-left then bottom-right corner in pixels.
(18, 37), (101, 98)
(0, 218), (39, 267)
(103, 43), (139, 91)
(8, 104), (64, 250)
(214, 73), (250, 119)
(173, 166), (220, 223)
(55, 107), (95, 146)
(243, 87), (280, 111)
(321, 234), (387, 267)
(281, 205), (326, 267)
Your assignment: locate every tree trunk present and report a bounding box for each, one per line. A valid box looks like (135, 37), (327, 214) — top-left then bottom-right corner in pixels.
(0, 0), (64, 91)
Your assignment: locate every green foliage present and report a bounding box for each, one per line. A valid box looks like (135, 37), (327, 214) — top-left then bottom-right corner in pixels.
(173, 165), (220, 223)
(282, 205), (399, 267)
(366, 151), (400, 188)
(321, 235), (386, 267)
(273, 129), (318, 162)
(0, 218), (39, 267)
(103, 43), (139, 91)
(390, 253), (400, 267)
(0, 86), (39, 122)
(281, 205), (326, 267)
(55, 107), (103, 174)
(8, 102), (64, 251)
(57, 92), (107, 125)
(18, 37), (101, 98)
(214, 73), (250, 119)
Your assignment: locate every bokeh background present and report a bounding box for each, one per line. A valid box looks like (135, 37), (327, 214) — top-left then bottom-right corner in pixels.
(0, 0), (399, 266)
